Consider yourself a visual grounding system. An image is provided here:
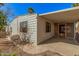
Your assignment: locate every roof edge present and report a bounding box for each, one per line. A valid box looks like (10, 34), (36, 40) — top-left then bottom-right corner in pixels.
(39, 6), (79, 16)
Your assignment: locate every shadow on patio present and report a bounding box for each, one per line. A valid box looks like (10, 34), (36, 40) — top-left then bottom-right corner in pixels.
(40, 37), (79, 46)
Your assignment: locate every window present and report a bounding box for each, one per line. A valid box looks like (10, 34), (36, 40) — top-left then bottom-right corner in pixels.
(20, 21), (27, 32)
(46, 22), (51, 32)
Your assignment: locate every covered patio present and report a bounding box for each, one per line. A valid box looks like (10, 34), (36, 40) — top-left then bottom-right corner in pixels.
(39, 6), (79, 42)
(40, 6), (79, 23)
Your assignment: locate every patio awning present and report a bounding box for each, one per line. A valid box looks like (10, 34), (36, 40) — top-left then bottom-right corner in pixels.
(39, 7), (79, 23)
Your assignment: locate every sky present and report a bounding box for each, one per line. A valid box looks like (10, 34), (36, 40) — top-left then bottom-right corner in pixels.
(0, 3), (72, 22)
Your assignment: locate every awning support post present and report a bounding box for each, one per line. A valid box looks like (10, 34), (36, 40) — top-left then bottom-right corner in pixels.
(74, 21), (78, 43)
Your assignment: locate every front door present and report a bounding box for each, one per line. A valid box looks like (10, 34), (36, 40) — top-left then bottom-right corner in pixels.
(59, 24), (65, 38)
(54, 23), (74, 38)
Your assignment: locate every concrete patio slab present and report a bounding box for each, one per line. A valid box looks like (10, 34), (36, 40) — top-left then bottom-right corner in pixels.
(21, 38), (79, 56)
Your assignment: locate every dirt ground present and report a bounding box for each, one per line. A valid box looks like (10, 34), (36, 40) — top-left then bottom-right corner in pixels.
(0, 38), (31, 56)
(0, 38), (63, 56)
(1, 37), (79, 56)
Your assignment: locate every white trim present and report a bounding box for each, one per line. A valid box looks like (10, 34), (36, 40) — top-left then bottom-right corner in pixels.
(74, 21), (78, 44)
(39, 6), (79, 16)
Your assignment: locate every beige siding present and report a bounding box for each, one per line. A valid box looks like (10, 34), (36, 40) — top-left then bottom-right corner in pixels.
(10, 14), (37, 45)
(10, 14), (54, 45)
(76, 21), (79, 32)
(37, 17), (54, 44)
(10, 18), (18, 35)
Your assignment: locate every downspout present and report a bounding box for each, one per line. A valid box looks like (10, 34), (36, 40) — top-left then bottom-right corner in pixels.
(74, 21), (76, 42)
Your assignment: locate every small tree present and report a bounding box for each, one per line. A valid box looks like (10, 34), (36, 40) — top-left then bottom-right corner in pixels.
(0, 3), (4, 6)
(0, 11), (7, 31)
(0, 3), (7, 31)
(0, 3), (4, 7)
(72, 3), (79, 7)
(28, 8), (35, 14)
(0, 4), (15, 32)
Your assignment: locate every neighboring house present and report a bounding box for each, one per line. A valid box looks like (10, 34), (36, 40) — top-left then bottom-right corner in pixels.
(9, 6), (79, 45)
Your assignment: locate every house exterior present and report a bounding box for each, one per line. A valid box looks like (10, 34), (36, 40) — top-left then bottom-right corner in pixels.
(9, 6), (79, 45)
